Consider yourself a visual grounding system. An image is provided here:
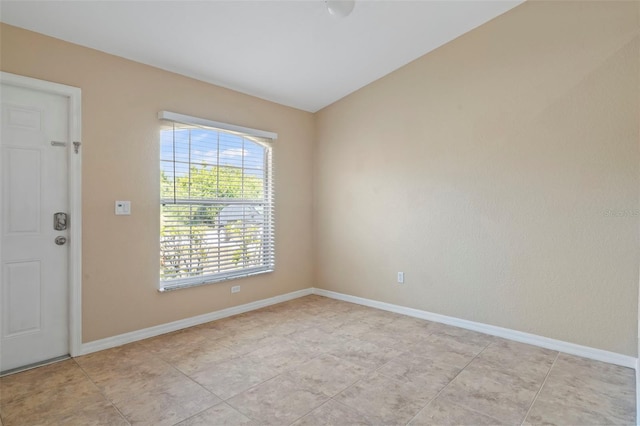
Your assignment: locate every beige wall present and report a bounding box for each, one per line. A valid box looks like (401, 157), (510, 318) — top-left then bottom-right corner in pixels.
(315, 1), (640, 356)
(2, 0), (639, 356)
(1, 23), (315, 342)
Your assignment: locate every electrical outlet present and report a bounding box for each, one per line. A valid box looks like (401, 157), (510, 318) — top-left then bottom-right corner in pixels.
(231, 285), (241, 294)
(397, 272), (404, 284)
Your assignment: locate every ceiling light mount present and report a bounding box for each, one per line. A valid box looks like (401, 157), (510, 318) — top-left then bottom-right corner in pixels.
(325, 0), (355, 18)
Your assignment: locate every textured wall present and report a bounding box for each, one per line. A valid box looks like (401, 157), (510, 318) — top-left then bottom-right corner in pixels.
(315, 1), (639, 355)
(2, 1), (638, 356)
(1, 23), (315, 342)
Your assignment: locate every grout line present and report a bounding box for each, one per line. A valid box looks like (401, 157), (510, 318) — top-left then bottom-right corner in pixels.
(404, 339), (493, 425)
(175, 401), (242, 425)
(73, 358), (132, 426)
(222, 368), (281, 402)
(327, 388), (370, 421)
(439, 398), (507, 425)
(96, 339), (225, 423)
(520, 352), (559, 425)
(286, 397), (333, 425)
(330, 396), (378, 422)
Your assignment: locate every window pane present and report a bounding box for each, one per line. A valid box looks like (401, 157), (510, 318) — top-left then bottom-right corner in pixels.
(160, 123), (274, 289)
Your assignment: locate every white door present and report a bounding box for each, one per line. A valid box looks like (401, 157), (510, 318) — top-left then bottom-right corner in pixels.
(0, 83), (70, 372)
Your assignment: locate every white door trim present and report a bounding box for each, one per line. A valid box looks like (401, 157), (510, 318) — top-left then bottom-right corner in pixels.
(0, 72), (82, 358)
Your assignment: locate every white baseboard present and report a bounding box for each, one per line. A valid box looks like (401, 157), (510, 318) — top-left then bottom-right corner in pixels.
(79, 286), (636, 371)
(79, 288), (313, 356)
(313, 288), (637, 369)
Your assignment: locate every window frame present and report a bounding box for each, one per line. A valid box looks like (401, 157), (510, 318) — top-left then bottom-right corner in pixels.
(158, 111), (277, 292)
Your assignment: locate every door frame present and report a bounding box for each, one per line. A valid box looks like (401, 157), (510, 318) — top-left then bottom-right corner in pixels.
(0, 71), (82, 358)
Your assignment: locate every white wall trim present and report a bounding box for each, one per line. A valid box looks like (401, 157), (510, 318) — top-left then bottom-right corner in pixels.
(158, 111), (278, 140)
(313, 288), (637, 369)
(80, 288), (312, 355)
(0, 72), (83, 359)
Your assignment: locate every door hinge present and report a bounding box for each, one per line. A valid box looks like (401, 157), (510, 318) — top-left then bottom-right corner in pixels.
(73, 141), (81, 154)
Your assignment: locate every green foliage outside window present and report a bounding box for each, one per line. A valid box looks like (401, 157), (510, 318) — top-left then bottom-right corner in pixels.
(160, 165), (265, 281)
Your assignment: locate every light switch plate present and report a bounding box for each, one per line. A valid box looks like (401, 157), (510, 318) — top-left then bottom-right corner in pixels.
(115, 201), (131, 215)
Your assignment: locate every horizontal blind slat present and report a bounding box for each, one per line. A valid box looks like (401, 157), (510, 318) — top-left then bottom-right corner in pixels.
(160, 120), (274, 289)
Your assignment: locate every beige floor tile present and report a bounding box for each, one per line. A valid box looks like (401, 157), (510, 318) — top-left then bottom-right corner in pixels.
(284, 353), (369, 397)
(251, 310), (317, 332)
(5, 398), (128, 426)
(408, 397), (507, 426)
(242, 337), (319, 373)
(319, 317), (377, 337)
(291, 399), (372, 426)
(478, 339), (557, 380)
(551, 353), (635, 391)
(408, 333), (484, 369)
(0, 361), (126, 426)
(177, 403), (256, 425)
(74, 343), (157, 385)
(157, 338), (240, 375)
(190, 324), (230, 341)
(376, 316), (438, 347)
(255, 320), (304, 336)
(525, 354), (635, 425)
(112, 378), (220, 426)
(377, 351), (461, 394)
(287, 327), (350, 354)
(358, 327), (409, 348)
(213, 331), (288, 355)
(227, 374), (328, 425)
(141, 327), (210, 354)
(295, 302), (344, 319)
(334, 372), (433, 425)
(78, 354), (185, 405)
(194, 313), (266, 340)
(318, 300), (358, 315)
(383, 315), (439, 335)
(190, 355), (279, 400)
(0, 360), (85, 406)
(437, 358), (542, 424)
(326, 337), (404, 370)
(221, 312), (269, 329)
(430, 325), (495, 348)
(358, 310), (403, 328)
(79, 346), (221, 425)
(338, 307), (378, 319)
(52, 400), (130, 426)
(525, 397), (633, 426)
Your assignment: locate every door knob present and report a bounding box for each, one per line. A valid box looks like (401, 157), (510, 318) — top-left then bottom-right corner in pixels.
(55, 236), (67, 245)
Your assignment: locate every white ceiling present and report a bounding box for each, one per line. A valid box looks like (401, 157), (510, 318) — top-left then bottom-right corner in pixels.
(0, 0), (523, 112)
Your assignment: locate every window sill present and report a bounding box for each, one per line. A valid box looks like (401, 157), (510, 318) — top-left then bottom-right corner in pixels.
(158, 268), (274, 292)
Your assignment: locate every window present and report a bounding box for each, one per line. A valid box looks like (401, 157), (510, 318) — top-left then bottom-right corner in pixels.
(158, 111), (276, 291)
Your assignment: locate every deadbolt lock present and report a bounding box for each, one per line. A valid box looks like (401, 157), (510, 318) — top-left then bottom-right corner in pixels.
(53, 212), (68, 231)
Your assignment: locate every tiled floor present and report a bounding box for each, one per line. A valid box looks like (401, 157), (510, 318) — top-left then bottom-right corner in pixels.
(0, 295), (635, 425)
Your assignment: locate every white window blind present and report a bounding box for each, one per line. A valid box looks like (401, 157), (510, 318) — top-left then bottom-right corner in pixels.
(158, 111), (276, 291)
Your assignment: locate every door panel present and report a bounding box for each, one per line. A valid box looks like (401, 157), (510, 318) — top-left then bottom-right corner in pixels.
(4, 261), (42, 337)
(5, 148), (41, 234)
(1, 84), (69, 372)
